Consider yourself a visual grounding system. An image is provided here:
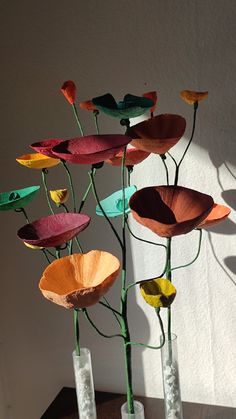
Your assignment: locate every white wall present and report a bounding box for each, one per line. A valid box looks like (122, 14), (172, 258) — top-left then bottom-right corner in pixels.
(1, 1), (236, 418)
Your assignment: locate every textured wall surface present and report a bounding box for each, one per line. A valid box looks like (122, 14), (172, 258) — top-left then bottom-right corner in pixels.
(0, 1), (236, 418)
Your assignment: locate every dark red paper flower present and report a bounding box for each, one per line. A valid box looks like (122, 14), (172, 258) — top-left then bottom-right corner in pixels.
(61, 81), (76, 104)
(142, 91), (157, 114)
(17, 213), (90, 248)
(79, 100), (98, 111)
(128, 114), (186, 154)
(31, 139), (64, 158)
(129, 186), (214, 237)
(106, 148), (150, 167)
(52, 134), (131, 165)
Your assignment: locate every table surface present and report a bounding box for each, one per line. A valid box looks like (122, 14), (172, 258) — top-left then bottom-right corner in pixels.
(41, 387), (236, 419)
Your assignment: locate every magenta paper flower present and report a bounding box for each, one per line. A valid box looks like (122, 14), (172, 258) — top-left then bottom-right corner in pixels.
(52, 134), (131, 165)
(17, 213), (91, 248)
(31, 139), (64, 158)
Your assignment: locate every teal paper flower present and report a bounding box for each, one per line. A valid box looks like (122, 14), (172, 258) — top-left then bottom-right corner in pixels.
(92, 93), (154, 119)
(96, 186), (137, 218)
(0, 186), (40, 211)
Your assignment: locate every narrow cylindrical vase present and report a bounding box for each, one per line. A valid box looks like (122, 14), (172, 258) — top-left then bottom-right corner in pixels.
(72, 348), (97, 419)
(121, 400), (145, 419)
(161, 334), (183, 419)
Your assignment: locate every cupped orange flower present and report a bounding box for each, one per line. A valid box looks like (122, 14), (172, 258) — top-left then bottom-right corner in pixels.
(61, 80), (76, 104)
(180, 90), (208, 105)
(129, 185), (214, 237)
(79, 100), (98, 111)
(106, 148), (150, 167)
(142, 91), (157, 114)
(16, 153), (60, 169)
(197, 203), (231, 229)
(128, 114), (186, 154)
(39, 250), (120, 308)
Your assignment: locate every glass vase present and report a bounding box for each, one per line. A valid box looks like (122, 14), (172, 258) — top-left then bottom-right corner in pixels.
(161, 334), (183, 419)
(72, 348), (97, 419)
(121, 400), (145, 419)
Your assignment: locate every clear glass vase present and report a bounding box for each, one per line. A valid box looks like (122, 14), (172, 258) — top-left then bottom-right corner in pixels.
(161, 334), (183, 419)
(121, 400), (145, 419)
(72, 348), (97, 419)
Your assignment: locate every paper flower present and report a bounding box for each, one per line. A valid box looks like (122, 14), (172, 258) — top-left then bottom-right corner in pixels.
(61, 80), (76, 104)
(140, 278), (176, 308)
(39, 250), (120, 308)
(180, 90), (208, 105)
(129, 185), (214, 237)
(0, 186), (40, 211)
(52, 134), (131, 165)
(92, 93), (154, 119)
(197, 203), (231, 229)
(17, 213), (91, 248)
(49, 189), (69, 205)
(31, 139), (64, 158)
(106, 148), (150, 167)
(128, 114), (186, 154)
(24, 242), (44, 250)
(142, 91), (157, 114)
(79, 100), (98, 111)
(16, 153), (60, 169)
(96, 186), (137, 218)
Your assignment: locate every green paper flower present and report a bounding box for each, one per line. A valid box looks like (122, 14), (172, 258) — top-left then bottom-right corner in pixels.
(0, 186), (40, 211)
(96, 186), (137, 218)
(92, 93), (154, 119)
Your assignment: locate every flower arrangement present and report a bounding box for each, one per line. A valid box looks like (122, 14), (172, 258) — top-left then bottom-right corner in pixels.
(0, 81), (231, 418)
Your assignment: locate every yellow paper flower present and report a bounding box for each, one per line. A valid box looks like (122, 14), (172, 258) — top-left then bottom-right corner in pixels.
(49, 189), (69, 205)
(180, 90), (208, 105)
(24, 242), (44, 250)
(140, 278), (176, 308)
(16, 153), (60, 169)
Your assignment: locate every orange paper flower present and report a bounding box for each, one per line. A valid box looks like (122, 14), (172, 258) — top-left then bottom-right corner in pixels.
(79, 100), (98, 111)
(142, 91), (157, 113)
(197, 203), (231, 229)
(39, 250), (120, 308)
(180, 90), (208, 105)
(61, 80), (76, 104)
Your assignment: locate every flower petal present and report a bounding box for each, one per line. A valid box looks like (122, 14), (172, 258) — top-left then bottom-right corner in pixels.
(96, 186), (137, 218)
(31, 139), (64, 158)
(106, 148), (150, 167)
(0, 186), (40, 211)
(79, 100), (98, 111)
(16, 153), (60, 169)
(140, 278), (176, 308)
(180, 90), (208, 105)
(143, 91), (157, 113)
(50, 189), (69, 205)
(61, 80), (76, 104)
(197, 203), (231, 229)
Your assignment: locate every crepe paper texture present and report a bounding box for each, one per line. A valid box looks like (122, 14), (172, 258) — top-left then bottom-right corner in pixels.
(17, 212), (91, 248)
(180, 90), (208, 105)
(197, 203), (231, 229)
(128, 114), (186, 154)
(140, 278), (176, 308)
(52, 134), (131, 165)
(79, 100), (98, 111)
(39, 250), (120, 308)
(31, 139), (64, 158)
(106, 148), (150, 167)
(92, 93), (154, 119)
(49, 189), (69, 205)
(129, 185), (214, 237)
(96, 185), (137, 218)
(0, 186), (40, 211)
(142, 91), (157, 113)
(16, 153), (60, 169)
(61, 80), (76, 104)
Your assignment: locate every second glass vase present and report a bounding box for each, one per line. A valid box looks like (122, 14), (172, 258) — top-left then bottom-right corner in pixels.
(121, 400), (145, 419)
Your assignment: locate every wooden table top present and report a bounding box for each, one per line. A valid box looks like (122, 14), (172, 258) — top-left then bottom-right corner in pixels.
(41, 387), (236, 419)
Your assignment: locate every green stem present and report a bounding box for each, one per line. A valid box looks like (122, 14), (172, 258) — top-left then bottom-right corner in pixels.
(78, 170), (96, 213)
(126, 309), (165, 349)
(166, 238), (172, 342)
(41, 169), (54, 214)
(126, 218), (166, 249)
(42, 249), (51, 264)
(62, 161), (77, 212)
(160, 155), (169, 185)
(99, 301), (122, 319)
(15, 208), (30, 223)
(174, 102), (198, 186)
(83, 309), (123, 339)
(171, 229), (202, 271)
(74, 309), (80, 356)
(75, 237), (83, 253)
(93, 111), (100, 134)
(72, 103), (84, 136)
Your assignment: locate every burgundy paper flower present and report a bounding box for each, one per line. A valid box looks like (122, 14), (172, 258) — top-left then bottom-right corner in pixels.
(129, 186), (214, 237)
(52, 134), (131, 165)
(106, 148), (150, 167)
(17, 213), (91, 248)
(128, 114), (186, 154)
(31, 139), (64, 158)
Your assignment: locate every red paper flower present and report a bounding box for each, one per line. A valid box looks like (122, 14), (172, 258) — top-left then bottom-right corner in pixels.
(31, 139), (64, 158)
(52, 134), (131, 165)
(79, 100), (98, 111)
(17, 213), (90, 248)
(129, 186), (214, 237)
(143, 91), (157, 113)
(128, 114), (186, 154)
(61, 80), (76, 104)
(197, 203), (231, 229)
(106, 148), (150, 167)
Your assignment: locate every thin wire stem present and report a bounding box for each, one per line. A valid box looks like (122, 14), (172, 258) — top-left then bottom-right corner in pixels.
(126, 309), (165, 349)
(101, 297), (122, 326)
(72, 103), (84, 136)
(171, 229), (202, 271)
(41, 170), (54, 214)
(160, 155), (169, 185)
(99, 301), (122, 318)
(126, 218), (167, 249)
(83, 309), (123, 339)
(166, 238), (172, 342)
(14, 208), (30, 223)
(93, 111), (100, 134)
(42, 249), (51, 264)
(75, 237), (83, 253)
(78, 169), (96, 213)
(62, 161), (77, 212)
